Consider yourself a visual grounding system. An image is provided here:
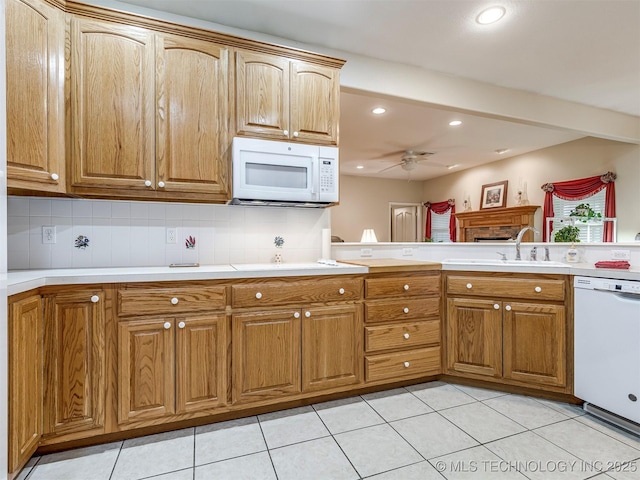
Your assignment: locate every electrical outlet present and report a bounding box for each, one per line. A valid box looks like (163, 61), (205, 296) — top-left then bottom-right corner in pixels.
(402, 248), (414, 256)
(166, 227), (177, 244)
(611, 249), (630, 260)
(360, 248), (373, 257)
(42, 226), (56, 244)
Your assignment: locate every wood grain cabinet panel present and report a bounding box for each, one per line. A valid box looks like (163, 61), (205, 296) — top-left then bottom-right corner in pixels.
(365, 320), (440, 353)
(70, 17), (155, 191)
(447, 275), (565, 301)
(118, 285), (227, 317)
(365, 274), (440, 298)
(232, 310), (301, 404)
(42, 290), (105, 440)
(156, 33), (231, 197)
(365, 297), (440, 323)
(446, 298), (503, 378)
(6, 0), (65, 193)
(366, 347), (441, 383)
(8, 295), (43, 475)
(302, 305), (362, 392)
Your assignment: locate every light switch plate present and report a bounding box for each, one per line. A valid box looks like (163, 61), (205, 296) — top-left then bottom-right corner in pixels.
(611, 249), (630, 260)
(360, 248), (373, 257)
(402, 248), (413, 256)
(42, 226), (56, 244)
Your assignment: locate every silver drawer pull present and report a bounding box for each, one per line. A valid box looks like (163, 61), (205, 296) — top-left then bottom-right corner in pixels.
(171, 297), (179, 305)
(403, 307), (409, 314)
(90, 295), (99, 303)
(255, 292), (262, 299)
(404, 361), (410, 368)
(403, 333), (410, 339)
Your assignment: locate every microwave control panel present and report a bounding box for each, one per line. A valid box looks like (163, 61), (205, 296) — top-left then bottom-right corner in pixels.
(320, 159), (337, 193)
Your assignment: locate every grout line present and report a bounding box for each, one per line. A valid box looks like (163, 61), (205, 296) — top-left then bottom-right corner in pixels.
(256, 414), (281, 480)
(107, 441), (124, 480)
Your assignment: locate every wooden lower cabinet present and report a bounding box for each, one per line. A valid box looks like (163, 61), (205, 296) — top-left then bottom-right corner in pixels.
(8, 295), (43, 475)
(42, 290), (105, 440)
(302, 305), (362, 392)
(118, 314), (227, 424)
(232, 310), (301, 404)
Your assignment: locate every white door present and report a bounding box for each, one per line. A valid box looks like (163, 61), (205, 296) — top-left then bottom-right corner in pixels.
(390, 204), (421, 242)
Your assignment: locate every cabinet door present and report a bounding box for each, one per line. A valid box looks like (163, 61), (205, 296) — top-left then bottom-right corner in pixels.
(302, 305), (362, 392)
(70, 17), (155, 191)
(156, 33), (231, 197)
(8, 295), (43, 474)
(446, 298), (502, 378)
(6, 0), (65, 192)
(42, 290), (105, 439)
(290, 61), (339, 145)
(235, 51), (290, 140)
(176, 315), (228, 413)
(232, 310), (301, 404)
(118, 318), (175, 423)
(503, 302), (566, 387)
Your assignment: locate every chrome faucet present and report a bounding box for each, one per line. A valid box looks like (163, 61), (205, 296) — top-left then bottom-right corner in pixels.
(515, 226), (539, 261)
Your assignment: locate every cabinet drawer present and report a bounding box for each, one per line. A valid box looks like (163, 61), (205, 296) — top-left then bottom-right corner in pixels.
(365, 274), (439, 299)
(365, 297), (439, 323)
(365, 321), (440, 353)
(366, 346), (441, 382)
(118, 285), (227, 316)
(232, 277), (362, 307)
(447, 276), (565, 301)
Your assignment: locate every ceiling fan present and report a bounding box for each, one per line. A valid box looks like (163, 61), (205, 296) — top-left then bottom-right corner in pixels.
(377, 150), (440, 174)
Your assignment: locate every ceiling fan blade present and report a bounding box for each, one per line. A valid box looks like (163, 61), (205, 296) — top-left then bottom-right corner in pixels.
(377, 162), (403, 173)
(370, 149), (407, 160)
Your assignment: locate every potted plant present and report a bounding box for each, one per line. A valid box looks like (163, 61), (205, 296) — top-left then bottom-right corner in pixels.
(569, 203), (602, 222)
(554, 225), (581, 243)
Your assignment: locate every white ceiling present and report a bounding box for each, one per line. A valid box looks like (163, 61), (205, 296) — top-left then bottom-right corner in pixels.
(112, 0), (640, 180)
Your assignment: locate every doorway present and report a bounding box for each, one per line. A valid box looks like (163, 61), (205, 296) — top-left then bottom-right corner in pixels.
(389, 203), (423, 242)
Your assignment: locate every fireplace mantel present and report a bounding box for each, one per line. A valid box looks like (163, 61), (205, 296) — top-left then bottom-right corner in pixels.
(455, 205), (540, 242)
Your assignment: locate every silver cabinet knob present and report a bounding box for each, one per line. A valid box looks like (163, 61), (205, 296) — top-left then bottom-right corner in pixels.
(171, 297), (179, 305)
(144, 180), (152, 187)
(50, 173), (59, 181)
(178, 321), (185, 329)
(494, 304), (500, 310)
(403, 284), (409, 291)
(403, 333), (410, 339)
(305, 311), (311, 318)
(158, 181), (165, 188)
(505, 305), (512, 311)
(339, 288), (345, 294)
(255, 292), (262, 299)
(164, 321), (171, 329)
(294, 312), (300, 318)
(403, 307), (409, 314)
(466, 283), (473, 289)
(534, 286), (542, 293)
(283, 130), (289, 136)
(404, 361), (410, 368)
(90, 295), (99, 303)
(293, 131), (299, 137)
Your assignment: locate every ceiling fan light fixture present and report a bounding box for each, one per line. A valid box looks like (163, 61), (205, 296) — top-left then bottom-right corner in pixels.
(371, 107), (386, 115)
(449, 120), (462, 126)
(476, 6), (506, 25)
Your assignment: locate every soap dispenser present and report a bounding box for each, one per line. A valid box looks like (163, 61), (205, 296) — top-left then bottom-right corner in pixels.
(566, 243), (578, 263)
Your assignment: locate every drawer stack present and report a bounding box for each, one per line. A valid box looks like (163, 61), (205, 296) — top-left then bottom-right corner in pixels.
(363, 271), (441, 383)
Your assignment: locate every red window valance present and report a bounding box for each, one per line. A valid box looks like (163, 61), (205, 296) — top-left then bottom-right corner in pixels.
(424, 199), (456, 242)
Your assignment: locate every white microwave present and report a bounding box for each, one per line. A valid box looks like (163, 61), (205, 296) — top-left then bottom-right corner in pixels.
(230, 137), (339, 207)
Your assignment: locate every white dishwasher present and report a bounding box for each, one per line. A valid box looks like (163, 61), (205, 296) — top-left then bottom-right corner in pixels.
(574, 276), (640, 433)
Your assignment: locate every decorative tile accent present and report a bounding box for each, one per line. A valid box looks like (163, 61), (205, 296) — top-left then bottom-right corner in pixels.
(74, 235), (90, 249)
(185, 236), (196, 249)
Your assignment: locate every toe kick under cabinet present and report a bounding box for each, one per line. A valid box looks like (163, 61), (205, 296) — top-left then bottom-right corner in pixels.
(444, 272), (571, 393)
(363, 271), (442, 384)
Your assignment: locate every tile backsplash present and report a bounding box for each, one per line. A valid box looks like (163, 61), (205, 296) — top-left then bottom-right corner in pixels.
(7, 196), (330, 270)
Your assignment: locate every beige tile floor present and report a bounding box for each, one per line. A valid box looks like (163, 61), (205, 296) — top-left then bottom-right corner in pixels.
(17, 381), (640, 480)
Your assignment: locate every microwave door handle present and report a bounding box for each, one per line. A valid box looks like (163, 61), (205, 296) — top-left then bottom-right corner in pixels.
(310, 156), (317, 199)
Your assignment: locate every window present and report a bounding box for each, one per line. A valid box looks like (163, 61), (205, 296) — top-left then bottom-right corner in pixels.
(551, 189), (605, 242)
(430, 209), (452, 243)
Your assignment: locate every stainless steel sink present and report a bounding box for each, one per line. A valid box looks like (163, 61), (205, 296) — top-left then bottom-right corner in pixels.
(441, 258), (568, 267)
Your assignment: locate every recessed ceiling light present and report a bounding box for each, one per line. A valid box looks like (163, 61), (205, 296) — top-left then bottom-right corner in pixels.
(372, 107), (386, 115)
(356, 165), (364, 169)
(495, 148), (509, 154)
(476, 6), (506, 25)
(449, 120), (462, 126)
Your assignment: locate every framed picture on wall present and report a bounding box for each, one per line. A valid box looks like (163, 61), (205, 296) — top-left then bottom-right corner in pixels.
(480, 181), (508, 209)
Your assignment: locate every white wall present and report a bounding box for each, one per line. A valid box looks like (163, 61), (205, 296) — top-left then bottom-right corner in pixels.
(7, 198), (330, 269)
(331, 174), (424, 242)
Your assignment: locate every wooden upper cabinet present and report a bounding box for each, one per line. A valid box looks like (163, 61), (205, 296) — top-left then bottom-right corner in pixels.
(8, 295), (43, 475)
(42, 290), (105, 440)
(70, 17), (155, 191)
(235, 51), (339, 145)
(6, 0), (65, 193)
(290, 61), (339, 145)
(155, 33), (231, 197)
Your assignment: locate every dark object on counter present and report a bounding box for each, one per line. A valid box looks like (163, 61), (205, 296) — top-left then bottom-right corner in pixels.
(594, 260), (630, 269)
(331, 235), (344, 242)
